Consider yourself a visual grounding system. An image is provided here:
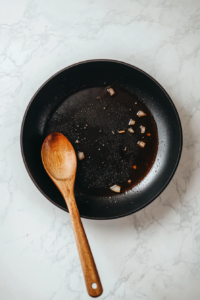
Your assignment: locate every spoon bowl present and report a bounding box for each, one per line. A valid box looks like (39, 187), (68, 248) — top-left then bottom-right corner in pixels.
(41, 132), (77, 180)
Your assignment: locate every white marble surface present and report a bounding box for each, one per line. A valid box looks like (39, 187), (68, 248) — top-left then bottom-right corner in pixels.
(1, 0), (200, 299)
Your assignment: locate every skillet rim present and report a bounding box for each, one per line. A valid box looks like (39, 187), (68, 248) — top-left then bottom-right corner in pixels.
(20, 59), (183, 220)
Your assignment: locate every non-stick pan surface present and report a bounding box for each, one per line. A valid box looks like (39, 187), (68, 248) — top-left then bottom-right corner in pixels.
(21, 60), (182, 219)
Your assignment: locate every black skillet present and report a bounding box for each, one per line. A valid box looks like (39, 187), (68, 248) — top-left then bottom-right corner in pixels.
(20, 60), (182, 220)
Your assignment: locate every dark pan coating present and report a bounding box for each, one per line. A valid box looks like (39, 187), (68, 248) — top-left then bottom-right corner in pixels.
(20, 60), (182, 219)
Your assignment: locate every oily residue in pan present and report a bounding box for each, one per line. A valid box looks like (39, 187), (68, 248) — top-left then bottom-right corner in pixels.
(45, 86), (158, 196)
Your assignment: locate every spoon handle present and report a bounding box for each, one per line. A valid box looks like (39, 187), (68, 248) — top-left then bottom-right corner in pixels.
(65, 194), (103, 297)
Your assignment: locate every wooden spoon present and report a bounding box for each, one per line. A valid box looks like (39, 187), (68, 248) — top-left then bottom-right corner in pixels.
(41, 132), (103, 297)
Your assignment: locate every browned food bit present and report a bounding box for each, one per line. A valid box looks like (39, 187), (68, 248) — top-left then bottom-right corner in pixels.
(147, 133), (151, 136)
(110, 184), (121, 193)
(107, 87), (115, 96)
(137, 110), (147, 117)
(140, 126), (146, 133)
(77, 151), (85, 160)
(128, 180), (132, 184)
(128, 127), (134, 133)
(118, 130), (125, 134)
(75, 140), (80, 143)
(128, 119), (135, 125)
(138, 141), (146, 148)
(133, 165), (137, 169)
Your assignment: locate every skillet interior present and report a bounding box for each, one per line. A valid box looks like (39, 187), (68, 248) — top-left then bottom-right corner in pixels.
(21, 60), (182, 219)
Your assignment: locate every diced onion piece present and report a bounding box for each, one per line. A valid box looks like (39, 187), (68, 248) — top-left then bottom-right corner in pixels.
(140, 126), (146, 133)
(75, 140), (80, 143)
(138, 141), (146, 148)
(77, 151), (85, 160)
(128, 127), (134, 133)
(110, 184), (121, 193)
(128, 119), (135, 125)
(137, 110), (147, 117)
(133, 165), (137, 169)
(118, 130), (125, 133)
(112, 131), (115, 135)
(107, 87), (115, 96)
(128, 180), (132, 184)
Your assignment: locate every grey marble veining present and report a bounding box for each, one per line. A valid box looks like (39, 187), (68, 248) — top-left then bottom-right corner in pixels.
(1, 0), (200, 299)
